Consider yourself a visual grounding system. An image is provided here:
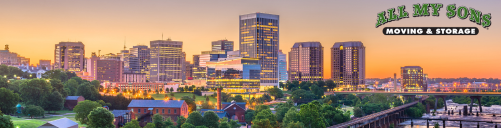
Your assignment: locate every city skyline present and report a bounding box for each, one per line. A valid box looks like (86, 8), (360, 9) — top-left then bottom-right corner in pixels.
(1, 0), (500, 79)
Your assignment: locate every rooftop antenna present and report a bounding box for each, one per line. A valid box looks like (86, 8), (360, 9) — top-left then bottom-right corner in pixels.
(124, 37), (127, 50)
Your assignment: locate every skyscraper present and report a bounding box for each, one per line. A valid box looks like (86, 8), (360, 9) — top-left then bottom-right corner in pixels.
(129, 45), (150, 78)
(331, 41), (365, 91)
(211, 40), (234, 53)
(239, 12), (279, 90)
(278, 50), (287, 83)
(199, 50), (227, 67)
(96, 59), (123, 82)
(401, 66), (426, 92)
(38, 59), (51, 70)
(288, 42), (323, 82)
(54, 42), (85, 72)
(192, 55), (206, 80)
(149, 39), (184, 83)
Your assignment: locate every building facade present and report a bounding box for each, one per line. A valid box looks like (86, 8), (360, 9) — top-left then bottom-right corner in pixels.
(149, 39), (184, 83)
(54, 42), (85, 72)
(122, 73), (147, 83)
(38, 60), (51, 70)
(96, 59), (123, 82)
(185, 61), (193, 80)
(239, 13), (280, 90)
(206, 57), (261, 93)
(331, 41), (365, 91)
(288, 42), (323, 82)
(128, 100), (189, 127)
(129, 45), (150, 79)
(192, 55), (206, 80)
(401, 66), (426, 92)
(278, 50), (287, 83)
(212, 40), (234, 53)
(199, 50), (227, 67)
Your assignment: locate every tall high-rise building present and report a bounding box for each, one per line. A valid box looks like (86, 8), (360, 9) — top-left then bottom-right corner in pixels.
(239, 12), (280, 90)
(278, 50), (287, 83)
(192, 55), (206, 80)
(288, 42), (323, 82)
(185, 61), (193, 80)
(401, 66), (426, 92)
(96, 59), (123, 82)
(129, 45), (150, 79)
(331, 41), (365, 91)
(87, 52), (100, 80)
(149, 39), (184, 83)
(212, 40), (234, 53)
(54, 42), (85, 72)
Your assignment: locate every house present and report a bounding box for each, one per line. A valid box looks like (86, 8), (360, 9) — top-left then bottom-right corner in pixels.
(221, 101), (247, 123)
(128, 100), (189, 126)
(64, 96), (85, 110)
(200, 109), (228, 119)
(112, 110), (132, 128)
(37, 118), (78, 128)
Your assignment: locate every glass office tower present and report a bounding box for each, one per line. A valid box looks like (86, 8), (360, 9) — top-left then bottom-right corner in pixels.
(239, 13), (279, 91)
(206, 58), (261, 93)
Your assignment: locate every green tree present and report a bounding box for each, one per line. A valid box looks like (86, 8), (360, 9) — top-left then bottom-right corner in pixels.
(275, 103), (290, 122)
(50, 79), (68, 97)
(6, 79), (23, 94)
(281, 108), (301, 128)
(76, 82), (98, 101)
(227, 95), (246, 102)
(316, 80), (326, 90)
(252, 109), (277, 128)
(45, 91), (65, 113)
(20, 79), (52, 107)
(201, 101), (215, 109)
(170, 87), (174, 92)
(181, 96), (197, 113)
(0, 88), (20, 114)
(87, 107), (115, 128)
(203, 111), (220, 128)
(64, 79), (79, 95)
(144, 123), (156, 128)
(153, 113), (166, 128)
(325, 80), (336, 91)
(42, 69), (69, 82)
(22, 105), (44, 118)
(73, 100), (102, 124)
(244, 109), (255, 124)
(123, 119), (141, 128)
(310, 84), (324, 99)
(181, 123), (196, 128)
(353, 107), (363, 117)
(267, 87), (284, 99)
(186, 111), (204, 126)
(299, 101), (326, 128)
(0, 112), (15, 128)
(177, 116), (187, 128)
(290, 89), (315, 103)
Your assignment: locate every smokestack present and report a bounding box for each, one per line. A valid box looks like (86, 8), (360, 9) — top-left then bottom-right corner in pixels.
(394, 73), (397, 92)
(217, 88), (221, 110)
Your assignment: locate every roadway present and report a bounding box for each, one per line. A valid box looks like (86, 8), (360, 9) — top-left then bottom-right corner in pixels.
(330, 91), (501, 96)
(328, 96), (427, 128)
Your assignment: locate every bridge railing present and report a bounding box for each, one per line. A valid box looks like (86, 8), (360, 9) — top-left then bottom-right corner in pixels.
(328, 96), (427, 128)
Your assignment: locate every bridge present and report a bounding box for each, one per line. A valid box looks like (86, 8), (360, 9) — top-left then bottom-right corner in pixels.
(331, 91), (501, 96)
(328, 96), (428, 128)
(328, 91), (501, 113)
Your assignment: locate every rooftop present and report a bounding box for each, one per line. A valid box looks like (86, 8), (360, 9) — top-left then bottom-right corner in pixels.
(128, 100), (185, 108)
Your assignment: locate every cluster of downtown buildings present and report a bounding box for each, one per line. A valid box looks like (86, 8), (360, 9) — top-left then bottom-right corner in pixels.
(0, 12), (431, 92)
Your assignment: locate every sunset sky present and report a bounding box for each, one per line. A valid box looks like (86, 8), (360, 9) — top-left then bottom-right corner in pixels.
(0, 0), (500, 79)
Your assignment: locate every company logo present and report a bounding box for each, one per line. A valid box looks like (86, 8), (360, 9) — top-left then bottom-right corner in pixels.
(376, 3), (492, 35)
